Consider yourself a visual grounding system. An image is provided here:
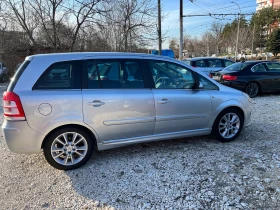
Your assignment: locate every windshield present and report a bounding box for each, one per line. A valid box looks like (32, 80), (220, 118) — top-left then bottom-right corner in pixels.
(223, 62), (251, 71)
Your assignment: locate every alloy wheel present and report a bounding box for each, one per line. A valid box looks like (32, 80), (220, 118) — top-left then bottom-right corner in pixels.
(218, 113), (240, 139)
(51, 132), (88, 166)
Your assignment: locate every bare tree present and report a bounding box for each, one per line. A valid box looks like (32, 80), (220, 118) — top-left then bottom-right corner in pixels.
(4, 0), (39, 48)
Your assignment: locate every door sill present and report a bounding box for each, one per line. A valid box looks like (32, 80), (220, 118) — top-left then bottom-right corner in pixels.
(97, 128), (211, 150)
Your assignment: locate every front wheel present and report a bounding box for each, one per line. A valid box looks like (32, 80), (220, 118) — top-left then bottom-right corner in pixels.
(212, 108), (244, 142)
(43, 127), (94, 170)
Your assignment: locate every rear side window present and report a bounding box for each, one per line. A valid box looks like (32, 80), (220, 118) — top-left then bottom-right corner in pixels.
(251, 63), (267, 72)
(33, 60), (82, 90)
(7, 60), (31, 92)
(85, 59), (145, 89)
(208, 59), (222, 67)
(194, 60), (206, 67)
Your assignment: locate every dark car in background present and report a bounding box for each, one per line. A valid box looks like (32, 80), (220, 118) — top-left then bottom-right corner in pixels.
(182, 57), (235, 74)
(210, 61), (280, 97)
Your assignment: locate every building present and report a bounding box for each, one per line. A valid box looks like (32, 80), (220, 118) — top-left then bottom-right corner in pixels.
(257, 0), (280, 11)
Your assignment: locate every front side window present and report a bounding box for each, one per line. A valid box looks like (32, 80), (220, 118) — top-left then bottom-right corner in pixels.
(33, 61), (82, 89)
(197, 74), (219, 90)
(265, 62), (280, 72)
(86, 59), (144, 89)
(148, 60), (195, 89)
(251, 63), (267, 72)
(208, 59), (222, 67)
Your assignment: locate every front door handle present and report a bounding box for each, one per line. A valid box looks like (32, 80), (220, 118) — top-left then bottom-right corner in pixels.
(157, 99), (170, 104)
(88, 100), (105, 107)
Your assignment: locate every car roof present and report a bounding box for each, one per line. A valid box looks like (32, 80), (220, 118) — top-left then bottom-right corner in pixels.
(27, 52), (171, 60)
(185, 57), (234, 61)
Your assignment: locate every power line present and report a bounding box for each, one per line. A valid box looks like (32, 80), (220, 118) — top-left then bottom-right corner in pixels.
(183, 13), (254, 17)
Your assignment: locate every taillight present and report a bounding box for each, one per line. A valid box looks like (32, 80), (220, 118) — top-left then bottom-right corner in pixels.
(3, 91), (26, 121)
(208, 74), (212, 78)
(222, 75), (237, 81)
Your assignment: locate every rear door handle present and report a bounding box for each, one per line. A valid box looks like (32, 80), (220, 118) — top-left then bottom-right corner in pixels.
(88, 100), (105, 107)
(157, 99), (170, 104)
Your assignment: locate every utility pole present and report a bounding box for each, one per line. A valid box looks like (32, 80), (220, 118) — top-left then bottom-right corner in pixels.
(232, 1), (241, 62)
(251, 23), (255, 58)
(158, 0), (162, 55)
(179, 0), (183, 60)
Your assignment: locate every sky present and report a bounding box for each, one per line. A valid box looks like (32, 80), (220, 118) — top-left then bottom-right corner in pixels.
(159, 0), (257, 49)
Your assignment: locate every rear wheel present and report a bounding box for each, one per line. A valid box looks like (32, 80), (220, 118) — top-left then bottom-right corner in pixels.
(43, 127), (94, 170)
(212, 108), (244, 142)
(245, 82), (259, 98)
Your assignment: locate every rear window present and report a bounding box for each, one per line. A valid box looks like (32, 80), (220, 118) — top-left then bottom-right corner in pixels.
(7, 60), (31, 92)
(223, 62), (251, 71)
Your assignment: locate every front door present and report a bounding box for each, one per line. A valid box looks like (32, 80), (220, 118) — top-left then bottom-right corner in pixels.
(146, 59), (211, 134)
(82, 59), (155, 142)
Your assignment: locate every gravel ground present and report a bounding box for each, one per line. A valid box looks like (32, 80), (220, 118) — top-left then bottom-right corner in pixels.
(0, 85), (280, 209)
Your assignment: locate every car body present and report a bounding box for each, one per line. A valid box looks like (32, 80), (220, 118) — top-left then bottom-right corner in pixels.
(183, 57), (235, 74)
(2, 52), (252, 170)
(210, 60), (280, 97)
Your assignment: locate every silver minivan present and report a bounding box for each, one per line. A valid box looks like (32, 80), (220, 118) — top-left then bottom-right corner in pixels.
(2, 53), (252, 170)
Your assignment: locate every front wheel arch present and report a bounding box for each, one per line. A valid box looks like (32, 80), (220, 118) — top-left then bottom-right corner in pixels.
(211, 107), (244, 142)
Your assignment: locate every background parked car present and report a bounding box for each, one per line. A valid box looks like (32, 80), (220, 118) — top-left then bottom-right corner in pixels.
(210, 60), (280, 97)
(0, 62), (8, 82)
(182, 57), (235, 74)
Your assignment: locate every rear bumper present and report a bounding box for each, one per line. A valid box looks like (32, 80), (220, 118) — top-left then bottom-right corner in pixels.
(2, 120), (45, 154)
(221, 81), (246, 91)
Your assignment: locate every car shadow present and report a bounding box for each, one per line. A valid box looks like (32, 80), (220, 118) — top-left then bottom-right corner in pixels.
(64, 130), (261, 209)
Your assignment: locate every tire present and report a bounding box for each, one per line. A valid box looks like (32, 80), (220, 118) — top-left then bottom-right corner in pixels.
(212, 108), (244, 142)
(43, 126), (94, 170)
(245, 82), (259, 98)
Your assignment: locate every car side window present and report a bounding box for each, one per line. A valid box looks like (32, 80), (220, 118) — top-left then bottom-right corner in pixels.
(194, 60), (206, 67)
(224, 60), (234, 67)
(197, 74), (219, 90)
(86, 59), (144, 89)
(251, 63), (267, 72)
(265, 63), (280, 72)
(148, 60), (195, 89)
(33, 60), (82, 89)
(208, 59), (222, 67)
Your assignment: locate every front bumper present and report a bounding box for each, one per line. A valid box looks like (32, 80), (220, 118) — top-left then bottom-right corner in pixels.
(2, 120), (45, 154)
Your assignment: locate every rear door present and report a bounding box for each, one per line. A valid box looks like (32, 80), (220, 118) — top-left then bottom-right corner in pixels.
(145, 59), (211, 134)
(264, 62), (280, 90)
(82, 58), (155, 142)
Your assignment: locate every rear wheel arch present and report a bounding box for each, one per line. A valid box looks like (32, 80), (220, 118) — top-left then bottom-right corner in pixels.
(41, 124), (98, 151)
(244, 81), (262, 93)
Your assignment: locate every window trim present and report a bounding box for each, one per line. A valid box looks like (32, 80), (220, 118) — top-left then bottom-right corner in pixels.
(32, 60), (82, 90)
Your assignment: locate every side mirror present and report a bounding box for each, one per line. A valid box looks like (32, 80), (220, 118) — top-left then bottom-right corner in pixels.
(198, 81), (204, 90)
